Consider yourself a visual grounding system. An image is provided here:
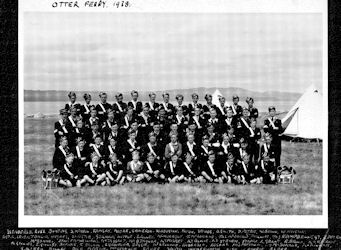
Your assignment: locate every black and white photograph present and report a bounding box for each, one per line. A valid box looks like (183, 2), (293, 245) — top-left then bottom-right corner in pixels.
(19, 0), (327, 228)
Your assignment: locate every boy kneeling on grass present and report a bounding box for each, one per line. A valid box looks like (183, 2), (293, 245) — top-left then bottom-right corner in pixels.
(85, 153), (107, 186)
(259, 154), (277, 184)
(164, 154), (183, 183)
(201, 151), (223, 183)
(126, 150), (146, 183)
(105, 153), (125, 185)
(144, 152), (165, 183)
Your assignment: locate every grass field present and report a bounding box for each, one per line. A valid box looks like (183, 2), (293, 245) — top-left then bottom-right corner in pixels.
(24, 117), (323, 215)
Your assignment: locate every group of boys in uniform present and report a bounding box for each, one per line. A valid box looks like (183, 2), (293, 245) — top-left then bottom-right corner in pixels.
(52, 90), (283, 187)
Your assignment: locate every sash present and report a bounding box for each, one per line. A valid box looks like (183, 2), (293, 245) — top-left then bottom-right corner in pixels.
(267, 117), (276, 128)
(75, 128), (80, 134)
(225, 118), (232, 126)
(148, 143), (157, 157)
(127, 139), (136, 149)
(207, 161), (216, 176)
(108, 145), (114, 155)
(241, 161), (248, 174)
(187, 142), (196, 156)
(123, 116), (129, 128)
(76, 146), (81, 158)
(162, 102), (170, 112)
(141, 114), (149, 125)
(91, 144), (102, 157)
(226, 162), (232, 174)
(89, 118), (97, 126)
(115, 102), (123, 112)
(219, 105), (225, 114)
(59, 120), (68, 133)
(68, 116), (76, 127)
(170, 161), (175, 175)
(193, 116), (201, 128)
(263, 143), (269, 153)
(222, 144), (229, 154)
(131, 100), (137, 110)
(98, 103), (106, 113)
(261, 160), (266, 172)
(184, 162), (195, 175)
(176, 115), (183, 125)
(231, 105), (237, 115)
(148, 102), (154, 111)
(131, 162), (137, 174)
(84, 104), (90, 114)
(90, 163), (98, 175)
(240, 118), (254, 136)
(201, 145), (209, 155)
(59, 146), (67, 157)
(146, 162), (153, 172)
(106, 120), (112, 129)
(169, 143), (176, 154)
(239, 148), (246, 158)
(111, 132), (118, 138)
(64, 164), (73, 177)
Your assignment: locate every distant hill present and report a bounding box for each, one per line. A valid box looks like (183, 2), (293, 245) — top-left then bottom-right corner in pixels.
(24, 87), (301, 103)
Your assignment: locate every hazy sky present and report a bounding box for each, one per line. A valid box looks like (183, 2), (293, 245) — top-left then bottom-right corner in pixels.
(24, 12), (323, 93)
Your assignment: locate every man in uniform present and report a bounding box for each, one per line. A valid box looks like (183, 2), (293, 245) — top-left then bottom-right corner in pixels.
(128, 90), (143, 115)
(96, 92), (112, 123)
(230, 95), (243, 118)
(263, 106), (283, 166)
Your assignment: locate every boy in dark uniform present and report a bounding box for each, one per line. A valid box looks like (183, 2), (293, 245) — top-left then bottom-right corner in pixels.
(236, 107), (252, 139)
(222, 153), (239, 183)
(54, 109), (72, 147)
(89, 121), (103, 144)
(145, 92), (160, 119)
(198, 136), (212, 163)
(126, 151), (146, 183)
(101, 110), (118, 142)
(144, 153), (165, 183)
(105, 122), (123, 145)
(203, 94), (217, 119)
(152, 122), (167, 150)
(52, 136), (70, 171)
(164, 154), (184, 183)
(141, 132), (163, 164)
(70, 137), (89, 169)
(59, 153), (80, 187)
(222, 108), (238, 132)
(120, 106), (137, 132)
(89, 135), (106, 165)
(161, 93), (174, 120)
(112, 93), (128, 119)
(217, 133), (236, 165)
(189, 107), (206, 136)
(137, 105), (154, 142)
(85, 153), (107, 186)
(263, 106), (283, 166)
(65, 92), (81, 115)
(174, 94), (189, 117)
(80, 93), (94, 122)
(128, 90), (143, 115)
(201, 151), (223, 183)
(105, 137), (123, 162)
(182, 133), (200, 163)
(66, 107), (80, 139)
(70, 119), (91, 147)
(105, 153), (125, 185)
(259, 154), (277, 184)
(172, 106), (188, 136)
(246, 97), (259, 120)
(188, 93), (203, 117)
(230, 95), (243, 118)
(259, 133), (277, 169)
(248, 119), (262, 164)
(181, 153), (202, 183)
(207, 108), (223, 134)
(216, 96), (227, 119)
(96, 92), (112, 123)
(85, 107), (100, 129)
(204, 122), (221, 150)
(123, 129), (142, 163)
(236, 137), (252, 164)
(164, 132), (182, 161)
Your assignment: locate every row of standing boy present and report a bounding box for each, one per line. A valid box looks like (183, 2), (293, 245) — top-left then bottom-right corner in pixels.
(52, 91), (283, 187)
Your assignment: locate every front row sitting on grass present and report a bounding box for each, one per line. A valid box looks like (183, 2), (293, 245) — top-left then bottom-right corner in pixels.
(53, 141), (279, 188)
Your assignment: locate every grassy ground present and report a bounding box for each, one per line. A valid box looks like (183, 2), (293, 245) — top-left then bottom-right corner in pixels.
(24, 117), (323, 215)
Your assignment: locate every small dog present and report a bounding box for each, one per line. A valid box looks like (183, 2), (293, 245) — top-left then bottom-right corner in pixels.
(277, 166), (296, 184)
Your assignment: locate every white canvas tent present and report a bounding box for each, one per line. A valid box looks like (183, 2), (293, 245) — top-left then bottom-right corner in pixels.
(281, 84), (323, 139)
(212, 89), (224, 107)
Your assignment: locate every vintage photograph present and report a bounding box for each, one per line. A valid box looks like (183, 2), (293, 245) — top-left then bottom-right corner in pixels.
(23, 11), (324, 218)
